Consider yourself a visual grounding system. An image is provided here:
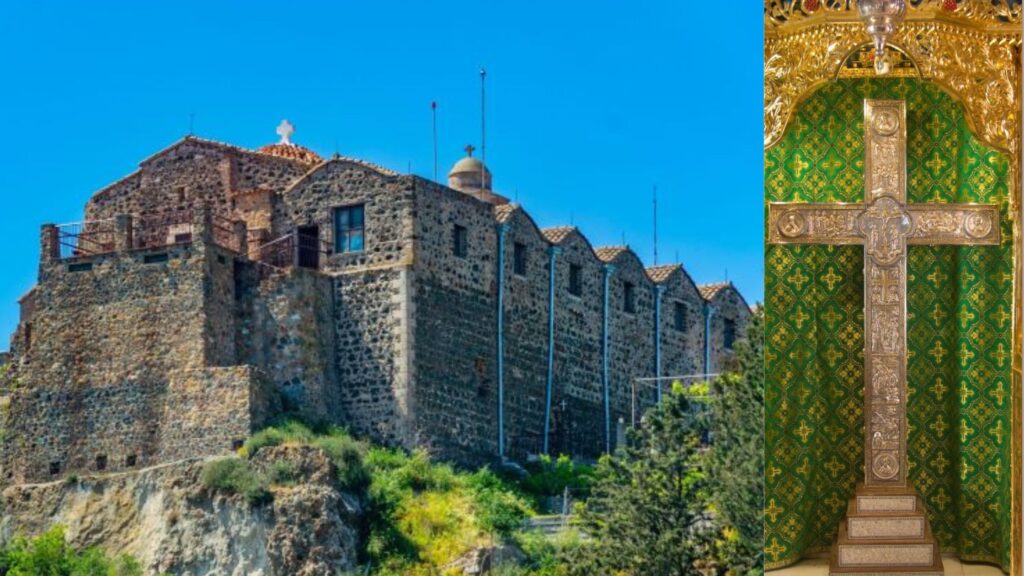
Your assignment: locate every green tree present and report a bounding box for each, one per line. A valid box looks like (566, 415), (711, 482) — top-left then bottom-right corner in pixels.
(708, 307), (764, 575)
(572, 385), (717, 575)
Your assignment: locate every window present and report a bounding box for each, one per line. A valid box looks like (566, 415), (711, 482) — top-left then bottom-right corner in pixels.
(623, 282), (636, 314)
(23, 322), (31, 352)
(175, 186), (187, 203)
(453, 224), (468, 258)
(334, 205), (365, 253)
(49, 461), (60, 476)
(569, 264), (582, 296)
(513, 242), (527, 276)
(143, 253), (169, 264)
(674, 302), (687, 331)
(125, 454), (137, 467)
(724, 319), (736, 350)
(95, 455), (107, 471)
(232, 439), (244, 450)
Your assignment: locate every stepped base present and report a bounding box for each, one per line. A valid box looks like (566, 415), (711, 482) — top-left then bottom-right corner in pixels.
(829, 485), (943, 575)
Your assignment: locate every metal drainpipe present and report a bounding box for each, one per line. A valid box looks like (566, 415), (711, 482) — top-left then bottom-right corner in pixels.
(496, 223), (509, 460)
(543, 246), (560, 455)
(654, 285), (665, 403)
(601, 263), (615, 454)
(704, 301), (715, 377)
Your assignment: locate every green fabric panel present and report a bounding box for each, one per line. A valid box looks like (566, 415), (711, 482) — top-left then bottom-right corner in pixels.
(764, 78), (1013, 571)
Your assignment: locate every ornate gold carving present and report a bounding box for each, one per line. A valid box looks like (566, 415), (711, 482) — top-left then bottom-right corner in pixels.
(767, 99), (1002, 489)
(766, 1), (1021, 31)
(764, 4), (1020, 219)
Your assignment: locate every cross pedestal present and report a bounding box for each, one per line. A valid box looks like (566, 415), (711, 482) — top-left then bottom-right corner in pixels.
(768, 100), (1001, 575)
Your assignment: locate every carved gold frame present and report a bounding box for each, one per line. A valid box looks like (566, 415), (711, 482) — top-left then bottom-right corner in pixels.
(765, 2), (1022, 572)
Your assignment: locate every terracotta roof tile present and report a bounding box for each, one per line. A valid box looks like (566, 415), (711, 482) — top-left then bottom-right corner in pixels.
(494, 204), (518, 223)
(646, 264), (680, 283)
(594, 246), (628, 263)
(542, 226), (576, 244)
(258, 142), (323, 165)
(698, 282), (731, 301)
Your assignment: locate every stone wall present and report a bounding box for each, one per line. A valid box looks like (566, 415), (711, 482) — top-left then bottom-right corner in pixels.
(84, 137), (310, 225)
(548, 230), (605, 458)
(0, 234), (273, 485)
(235, 264), (337, 424)
(657, 269), (707, 390)
(706, 285), (752, 374)
(410, 180), (499, 465)
(498, 208), (552, 461)
(603, 251), (657, 450)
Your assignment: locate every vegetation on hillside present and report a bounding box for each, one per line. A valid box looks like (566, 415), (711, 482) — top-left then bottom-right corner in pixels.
(199, 310), (765, 576)
(0, 526), (143, 576)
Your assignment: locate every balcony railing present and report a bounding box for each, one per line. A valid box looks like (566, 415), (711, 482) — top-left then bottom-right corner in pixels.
(56, 219), (116, 259)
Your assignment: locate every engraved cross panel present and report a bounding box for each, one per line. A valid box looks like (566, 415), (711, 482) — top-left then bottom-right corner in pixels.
(767, 100), (1000, 488)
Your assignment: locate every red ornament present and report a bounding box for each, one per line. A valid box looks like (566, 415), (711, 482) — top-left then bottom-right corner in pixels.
(804, 0), (820, 11)
(942, 0), (956, 11)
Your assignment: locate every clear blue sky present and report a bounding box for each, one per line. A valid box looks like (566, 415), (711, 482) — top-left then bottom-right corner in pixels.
(0, 2), (764, 347)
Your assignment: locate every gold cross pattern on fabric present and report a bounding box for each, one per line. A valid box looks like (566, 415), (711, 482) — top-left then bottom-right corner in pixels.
(767, 99), (1000, 489)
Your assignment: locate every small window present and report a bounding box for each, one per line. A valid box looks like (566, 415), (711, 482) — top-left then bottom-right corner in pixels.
(623, 282), (636, 314)
(143, 253), (169, 264)
(724, 319), (737, 350)
(175, 186), (187, 203)
(173, 233), (192, 244)
(674, 302), (687, 331)
(95, 455), (107, 471)
(125, 454), (137, 467)
(23, 322), (31, 351)
(453, 225), (468, 258)
(513, 242), (527, 276)
(232, 439), (244, 451)
(68, 262), (93, 273)
(49, 461), (60, 476)
(334, 205), (365, 253)
(569, 264), (582, 296)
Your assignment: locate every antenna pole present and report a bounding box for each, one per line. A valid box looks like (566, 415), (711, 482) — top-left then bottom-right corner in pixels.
(431, 101), (438, 183)
(189, 113), (195, 136)
(480, 67), (487, 190)
(653, 184), (658, 265)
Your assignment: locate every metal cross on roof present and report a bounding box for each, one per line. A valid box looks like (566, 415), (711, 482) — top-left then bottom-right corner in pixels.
(464, 144), (476, 157)
(276, 120), (295, 145)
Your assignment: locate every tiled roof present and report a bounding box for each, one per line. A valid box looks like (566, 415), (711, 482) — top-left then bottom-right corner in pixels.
(646, 264), (680, 283)
(698, 282), (731, 301)
(541, 226), (576, 244)
(494, 203), (518, 223)
(594, 246), (629, 263)
(258, 142), (323, 165)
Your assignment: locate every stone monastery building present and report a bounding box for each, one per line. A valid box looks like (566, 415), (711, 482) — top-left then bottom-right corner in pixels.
(0, 122), (750, 485)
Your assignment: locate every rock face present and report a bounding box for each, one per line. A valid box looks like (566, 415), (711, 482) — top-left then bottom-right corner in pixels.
(0, 446), (360, 576)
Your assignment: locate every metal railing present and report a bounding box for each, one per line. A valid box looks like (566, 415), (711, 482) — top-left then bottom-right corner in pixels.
(255, 230), (334, 271)
(56, 219), (116, 259)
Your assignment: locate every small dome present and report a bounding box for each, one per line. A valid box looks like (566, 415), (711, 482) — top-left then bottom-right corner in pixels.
(448, 144), (492, 192)
(258, 119), (323, 165)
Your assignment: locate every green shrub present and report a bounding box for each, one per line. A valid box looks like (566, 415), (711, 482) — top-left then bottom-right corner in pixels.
(200, 457), (271, 505)
(520, 454), (594, 498)
(0, 525), (143, 576)
(268, 460), (296, 486)
(313, 432), (370, 490)
(243, 420), (316, 455)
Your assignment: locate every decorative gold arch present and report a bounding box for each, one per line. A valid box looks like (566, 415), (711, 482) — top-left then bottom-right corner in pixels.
(764, 1), (1022, 572)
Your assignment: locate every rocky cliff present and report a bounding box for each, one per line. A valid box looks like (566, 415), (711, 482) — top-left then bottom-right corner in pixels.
(0, 445), (361, 576)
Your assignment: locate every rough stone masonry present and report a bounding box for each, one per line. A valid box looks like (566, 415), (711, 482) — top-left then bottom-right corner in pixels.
(0, 126), (750, 485)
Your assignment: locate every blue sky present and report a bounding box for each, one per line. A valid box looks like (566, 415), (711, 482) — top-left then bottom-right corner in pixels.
(0, 2), (764, 346)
